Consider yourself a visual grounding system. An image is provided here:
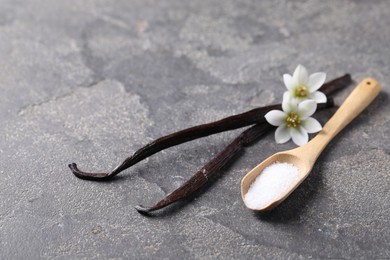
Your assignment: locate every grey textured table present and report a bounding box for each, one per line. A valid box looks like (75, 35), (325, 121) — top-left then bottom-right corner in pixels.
(1, 1), (389, 259)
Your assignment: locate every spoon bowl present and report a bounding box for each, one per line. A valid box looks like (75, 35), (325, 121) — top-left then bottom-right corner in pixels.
(241, 149), (312, 211)
(241, 78), (381, 211)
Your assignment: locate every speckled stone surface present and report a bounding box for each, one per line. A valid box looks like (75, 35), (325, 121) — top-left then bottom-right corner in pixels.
(0, 0), (389, 259)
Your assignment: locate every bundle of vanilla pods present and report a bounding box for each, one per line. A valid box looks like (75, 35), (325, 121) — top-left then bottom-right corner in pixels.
(69, 74), (352, 214)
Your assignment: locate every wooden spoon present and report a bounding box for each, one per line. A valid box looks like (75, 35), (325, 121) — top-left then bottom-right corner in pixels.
(241, 78), (381, 211)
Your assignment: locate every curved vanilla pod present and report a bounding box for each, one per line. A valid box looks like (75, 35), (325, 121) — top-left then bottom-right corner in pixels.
(69, 74), (351, 180)
(134, 99), (335, 213)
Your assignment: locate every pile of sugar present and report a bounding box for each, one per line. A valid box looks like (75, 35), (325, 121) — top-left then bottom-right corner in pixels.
(244, 162), (300, 209)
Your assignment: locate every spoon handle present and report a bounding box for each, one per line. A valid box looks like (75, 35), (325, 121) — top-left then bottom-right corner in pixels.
(301, 78), (381, 163)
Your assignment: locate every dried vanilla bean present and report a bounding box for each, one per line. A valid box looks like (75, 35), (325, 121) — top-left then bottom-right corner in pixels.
(134, 99), (335, 213)
(69, 74), (351, 180)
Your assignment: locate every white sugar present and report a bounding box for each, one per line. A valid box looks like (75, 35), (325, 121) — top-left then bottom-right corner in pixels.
(244, 162), (300, 209)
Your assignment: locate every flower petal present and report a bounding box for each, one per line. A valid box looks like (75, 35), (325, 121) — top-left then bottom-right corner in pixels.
(283, 74), (294, 91)
(298, 100), (317, 118)
(265, 110), (286, 126)
(290, 126), (308, 146)
(302, 117), (322, 133)
(308, 72), (326, 92)
(309, 91), (327, 103)
(293, 64), (308, 85)
(275, 125), (291, 144)
(282, 92), (297, 113)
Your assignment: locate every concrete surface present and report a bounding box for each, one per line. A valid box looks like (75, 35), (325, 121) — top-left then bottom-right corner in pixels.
(0, 0), (389, 259)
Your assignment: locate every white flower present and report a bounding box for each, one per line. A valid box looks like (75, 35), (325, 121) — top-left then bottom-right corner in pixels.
(265, 94), (322, 146)
(283, 65), (327, 104)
